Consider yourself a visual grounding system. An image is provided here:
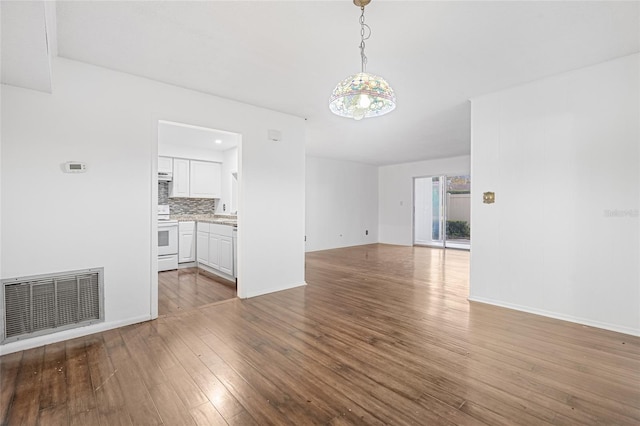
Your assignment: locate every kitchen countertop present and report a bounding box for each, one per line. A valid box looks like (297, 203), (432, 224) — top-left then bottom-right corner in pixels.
(171, 214), (237, 227)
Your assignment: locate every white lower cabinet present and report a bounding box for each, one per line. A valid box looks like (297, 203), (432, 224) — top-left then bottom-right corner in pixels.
(207, 233), (220, 269)
(218, 236), (233, 275)
(178, 221), (196, 263)
(196, 228), (209, 265)
(197, 222), (234, 278)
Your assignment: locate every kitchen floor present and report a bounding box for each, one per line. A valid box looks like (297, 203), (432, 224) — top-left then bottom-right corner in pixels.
(158, 267), (236, 316)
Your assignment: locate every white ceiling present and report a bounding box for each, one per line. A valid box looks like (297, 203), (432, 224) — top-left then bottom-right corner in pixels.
(1, 1), (52, 93)
(159, 120), (240, 152)
(5, 1), (640, 165)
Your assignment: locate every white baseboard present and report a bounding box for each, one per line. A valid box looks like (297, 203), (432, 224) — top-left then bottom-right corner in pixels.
(241, 281), (307, 299)
(197, 263), (235, 283)
(0, 314), (152, 356)
(468, 296), (640, 337)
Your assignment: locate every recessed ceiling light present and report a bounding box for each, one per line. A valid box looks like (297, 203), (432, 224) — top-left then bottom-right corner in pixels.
(215, 139), (222, 144)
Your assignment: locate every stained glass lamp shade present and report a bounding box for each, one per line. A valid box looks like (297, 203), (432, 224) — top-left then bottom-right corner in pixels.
(329, 72), (396, 120)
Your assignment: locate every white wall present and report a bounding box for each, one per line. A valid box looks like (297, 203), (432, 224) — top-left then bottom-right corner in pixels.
(216, 147), (238, 215)
(305, 156), (378, 252)
(413, 177), (437, 246)
(0, 57), (306, 354)
(378, 156), (470, 246)
(470, 54), (639, 336)
(157, 120), (238, 164)
(157, 140), (224, 163)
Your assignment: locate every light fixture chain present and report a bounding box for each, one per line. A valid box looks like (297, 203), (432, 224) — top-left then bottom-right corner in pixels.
(329, 0), (395, 120)
(359, 6), (371, 73)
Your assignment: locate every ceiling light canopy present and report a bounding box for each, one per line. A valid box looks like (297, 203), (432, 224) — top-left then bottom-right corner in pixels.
(329, 0), (396, 120)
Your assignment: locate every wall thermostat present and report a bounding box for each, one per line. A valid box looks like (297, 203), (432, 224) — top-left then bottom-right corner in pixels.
(64, 162), (87, 173)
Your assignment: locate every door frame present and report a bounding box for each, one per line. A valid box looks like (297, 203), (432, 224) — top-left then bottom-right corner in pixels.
(412, 175), (447, 248)
(413, 174), (471, 250)
(151, 118), (242, 319)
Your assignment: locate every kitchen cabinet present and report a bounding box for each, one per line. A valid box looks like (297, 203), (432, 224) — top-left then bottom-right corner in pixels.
(218, 236), (233, 276)
(196, 222), (234, 279)
(178, 221), (196, 263)
(196, 225), (209, 265)
(171, 158), (190, 197)
(232, 229), (237, 278)
(158, 156), (173, 174)
(207, 233), (219, 269)
(190, 160), (221, 198)
(170, 158), (221, 199)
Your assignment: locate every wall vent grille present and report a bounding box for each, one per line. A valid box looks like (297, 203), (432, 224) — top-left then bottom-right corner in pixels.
(1, 268), (104, 343)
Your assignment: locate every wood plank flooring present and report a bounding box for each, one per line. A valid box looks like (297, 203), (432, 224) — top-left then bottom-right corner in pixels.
(158, 267), (236, 316)
(2, 244), (639, 425)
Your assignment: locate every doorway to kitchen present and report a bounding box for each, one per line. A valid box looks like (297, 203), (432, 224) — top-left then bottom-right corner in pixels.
(155, 120), (240, 316)
(158, 268), (236, 315)
(413, 175), (470, 250)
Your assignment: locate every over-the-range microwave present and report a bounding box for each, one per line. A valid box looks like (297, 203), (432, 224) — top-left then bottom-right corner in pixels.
(158, 171), (173, 181)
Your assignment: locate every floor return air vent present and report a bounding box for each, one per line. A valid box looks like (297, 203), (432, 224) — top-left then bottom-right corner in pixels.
(1, 268), (104, 344)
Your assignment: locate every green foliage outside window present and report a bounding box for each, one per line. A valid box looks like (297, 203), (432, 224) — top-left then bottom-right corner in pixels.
(446, 221), (470, 238)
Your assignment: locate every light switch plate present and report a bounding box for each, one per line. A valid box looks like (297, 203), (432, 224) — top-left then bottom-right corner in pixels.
(483, 192), (495, 204)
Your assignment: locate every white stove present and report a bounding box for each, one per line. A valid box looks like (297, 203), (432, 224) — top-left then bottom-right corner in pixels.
(158, 204), (174, 221)
(158, 205), (178, 271)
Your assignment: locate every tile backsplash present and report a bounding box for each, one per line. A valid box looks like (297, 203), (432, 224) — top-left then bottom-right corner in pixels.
(159, 181), (170, 204)
(158, 182), (216, 215)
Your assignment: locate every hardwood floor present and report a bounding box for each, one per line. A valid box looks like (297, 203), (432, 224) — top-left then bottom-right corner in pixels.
(158, 267), (236, 316)
(1, 244), (639, 425)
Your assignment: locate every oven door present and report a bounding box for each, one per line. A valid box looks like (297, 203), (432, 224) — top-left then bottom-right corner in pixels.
(158, 223), (178, 256)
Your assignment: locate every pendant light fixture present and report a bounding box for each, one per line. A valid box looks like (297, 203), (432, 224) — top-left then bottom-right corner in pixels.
(329, 0), (396, 120)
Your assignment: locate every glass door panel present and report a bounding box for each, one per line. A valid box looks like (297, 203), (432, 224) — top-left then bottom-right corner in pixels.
(445, 175), (471, 249)
(414, 175), (471, 250)
(414, 176), (444, 247)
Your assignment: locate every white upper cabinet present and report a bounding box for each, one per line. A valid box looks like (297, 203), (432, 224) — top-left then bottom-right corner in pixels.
(171, 158), (190, 197)
(170, 158), (221, 199)
(190, 160), (221, 199)
(158, 156), (173, 174)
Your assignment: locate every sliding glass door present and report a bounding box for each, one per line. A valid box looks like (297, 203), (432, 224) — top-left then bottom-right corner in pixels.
(414, 175), (470, 249)
(444, 175), (471, 249)
(414, 176), (445, 247)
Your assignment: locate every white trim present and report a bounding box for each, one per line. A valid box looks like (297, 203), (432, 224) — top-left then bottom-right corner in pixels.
(159, 119), (240, 137)
(241, 281), (307, 299)
(468, 296), (640, 337)
(0, 315), (152, 356)
(150, 119), (159, 320)
(43, 1), (58, 57)
(197, 263), (235, 283)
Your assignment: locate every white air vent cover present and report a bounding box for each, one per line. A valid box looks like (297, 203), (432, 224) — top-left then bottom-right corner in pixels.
(1, 268), (104, 343)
